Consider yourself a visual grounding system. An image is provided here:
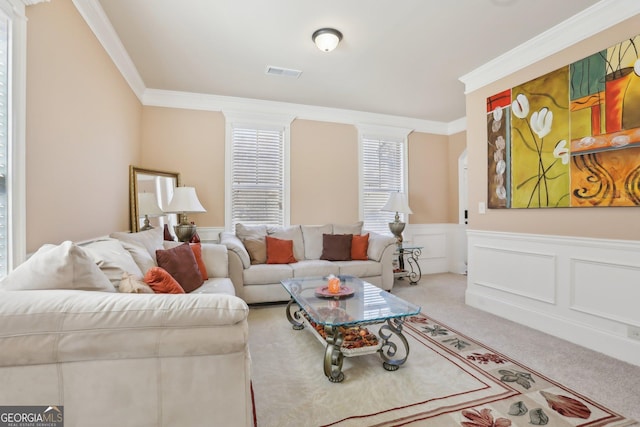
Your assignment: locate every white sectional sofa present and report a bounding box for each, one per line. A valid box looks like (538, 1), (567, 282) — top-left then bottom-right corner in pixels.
(220, 222), (397, 304)
(0, 228), (253, 427)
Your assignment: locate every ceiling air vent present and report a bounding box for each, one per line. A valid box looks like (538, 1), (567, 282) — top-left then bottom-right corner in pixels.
(265, 66), (302, 78)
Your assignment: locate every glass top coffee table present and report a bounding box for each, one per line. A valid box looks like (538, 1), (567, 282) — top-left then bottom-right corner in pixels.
(281, 275), (421, 382)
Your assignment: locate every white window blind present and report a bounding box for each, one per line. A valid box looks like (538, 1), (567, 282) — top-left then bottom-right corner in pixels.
(0, 13), (8, 277)
(231, 126), (284, 229)
(361, 136), (406, 234)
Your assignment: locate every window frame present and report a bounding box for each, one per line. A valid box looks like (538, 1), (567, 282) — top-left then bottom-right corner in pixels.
(357, 124), (411, 235)
(0, 0), (27, 277)
(223, 111), (293, 231)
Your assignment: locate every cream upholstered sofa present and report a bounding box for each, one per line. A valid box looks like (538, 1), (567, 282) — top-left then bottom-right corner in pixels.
(220, 222), (397, 304)
(0, 228), (253, 427)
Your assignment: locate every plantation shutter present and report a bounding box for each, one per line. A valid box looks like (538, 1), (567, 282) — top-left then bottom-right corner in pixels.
(231, 125), (284, 228)
(362, 136), (405, 234)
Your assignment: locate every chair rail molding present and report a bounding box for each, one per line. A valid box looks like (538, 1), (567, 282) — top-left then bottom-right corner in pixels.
(466, 229), (640, 367)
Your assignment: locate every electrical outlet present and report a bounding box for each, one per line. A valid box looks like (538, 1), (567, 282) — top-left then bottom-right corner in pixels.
(628, 326), (640, 341)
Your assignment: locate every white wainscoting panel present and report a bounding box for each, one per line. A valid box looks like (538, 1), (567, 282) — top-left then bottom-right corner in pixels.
(570, 257), (640, 326)
(474, 244), (556, 304)
(404, 224), (467, 275)
(466, 230), (640, 367)
(197, 227), (224, 243)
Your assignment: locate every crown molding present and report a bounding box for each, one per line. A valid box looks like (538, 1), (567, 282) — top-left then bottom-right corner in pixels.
(355, 123), (413, 140)
(447, 117), (467, 135)
(71, 0), (145, 99)
(143, 88), (455, 135)
(459, 0), (640, 94)
(72, 1), (462, 135)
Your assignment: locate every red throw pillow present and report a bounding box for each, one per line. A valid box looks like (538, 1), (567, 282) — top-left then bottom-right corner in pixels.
(351, 233), (369, 260)
(320, 234), (353, 261)
(189, 243), (208, 280)
(266, 236), (297, 264)
(156, 243), (204, 292)
(144, 267), (185, 294)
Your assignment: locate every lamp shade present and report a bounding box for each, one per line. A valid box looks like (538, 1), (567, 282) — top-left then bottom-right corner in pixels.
(138, 193), (164, 217)
(312, 28), (342, 52)
(166, 187), (206, 214)
(382, 192), (413, 214)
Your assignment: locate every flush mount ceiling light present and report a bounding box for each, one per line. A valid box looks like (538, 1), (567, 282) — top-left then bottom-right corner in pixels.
(312, 28), (343, 52)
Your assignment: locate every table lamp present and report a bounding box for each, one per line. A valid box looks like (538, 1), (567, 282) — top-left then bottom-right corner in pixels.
(381, 192), (413, 245)
(138, 192), (165, 231)
(166, 186), (206, 242)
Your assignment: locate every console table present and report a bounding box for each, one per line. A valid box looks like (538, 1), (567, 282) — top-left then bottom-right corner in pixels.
(394, 245), (422, 285)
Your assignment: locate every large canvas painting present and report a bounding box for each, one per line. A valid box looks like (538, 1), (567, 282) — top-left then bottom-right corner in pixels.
(487, 34), (640, 208)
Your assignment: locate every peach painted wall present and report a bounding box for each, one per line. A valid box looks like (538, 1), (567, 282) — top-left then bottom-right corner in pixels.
(408, 132), (450, 224)
(26, 1), (142, 252)
(138, 112), (462, 229)
(290, 120), (359, 224)
(140, 107), (225, 227)
(466, 15), (640, 241)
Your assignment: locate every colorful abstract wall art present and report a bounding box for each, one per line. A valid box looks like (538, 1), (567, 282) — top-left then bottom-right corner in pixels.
(486, 34), (640, 208)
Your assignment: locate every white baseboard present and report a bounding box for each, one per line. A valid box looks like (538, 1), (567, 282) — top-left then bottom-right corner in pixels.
(466, 229), (640, 367)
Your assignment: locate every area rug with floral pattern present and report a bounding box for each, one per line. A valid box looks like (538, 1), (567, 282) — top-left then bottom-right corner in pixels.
(249, 308), (637, 427)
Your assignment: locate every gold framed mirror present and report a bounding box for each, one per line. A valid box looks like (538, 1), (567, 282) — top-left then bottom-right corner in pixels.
(129, 166), (181, 233)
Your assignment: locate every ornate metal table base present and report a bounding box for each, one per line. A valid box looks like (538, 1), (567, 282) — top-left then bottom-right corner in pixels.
(397, 247), (422, 285)
(286, 299), (411, 382)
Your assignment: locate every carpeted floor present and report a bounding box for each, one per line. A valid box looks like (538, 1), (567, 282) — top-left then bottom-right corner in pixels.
(248, 273), (640, 426)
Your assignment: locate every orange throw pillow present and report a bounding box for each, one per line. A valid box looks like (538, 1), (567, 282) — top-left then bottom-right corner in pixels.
(351, 233), (369, 260)
(266, 236), (297, 264)
(144, 267), (185, 294)
(190, 243), (208, 280)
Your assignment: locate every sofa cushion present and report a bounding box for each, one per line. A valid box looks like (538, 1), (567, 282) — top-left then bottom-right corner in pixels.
(291, 260), (339, 278)
(334, 260), (382, 278)
(144, 267), (185, 294)
(243, 263), (294, 285)
(332, 221), (363, 235)
(243, 238), (266, 265)
(110, 228), (164, 263)
(190, 243), (208, 280)
(119, 272), (154, 293)
(321, 234), (353, 261)
(191, 278), (236, 295)
(1, 241), (116, 292)
(82, 238), (144, 289)
(351, 233), (370, 261)
(268, 225), (305, 261)
(118, 240), (157, 273)
(163, 241), (208, 280)
(199, 243), (229, 278)
(266, 236), (297, 264)
(156, 243), (204, 293)
(236, 223), (268, 240)
(301, 224), (332, 260)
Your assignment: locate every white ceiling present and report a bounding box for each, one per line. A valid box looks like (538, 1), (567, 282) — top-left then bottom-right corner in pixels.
(95, 0), (603, 124)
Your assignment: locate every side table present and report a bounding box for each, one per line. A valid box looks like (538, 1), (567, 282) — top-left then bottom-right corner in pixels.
(394, 245), (422, 285)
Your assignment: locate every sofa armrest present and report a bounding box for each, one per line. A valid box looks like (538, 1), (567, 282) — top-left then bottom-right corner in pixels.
(220, 232), (251, 269)
(0, 290), (249, 367)
(226, 249), (246, 299)
(366, 231), (397, 261)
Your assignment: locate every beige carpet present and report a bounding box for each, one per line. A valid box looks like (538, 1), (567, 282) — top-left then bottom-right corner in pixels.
(248, 274), (639, 426)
